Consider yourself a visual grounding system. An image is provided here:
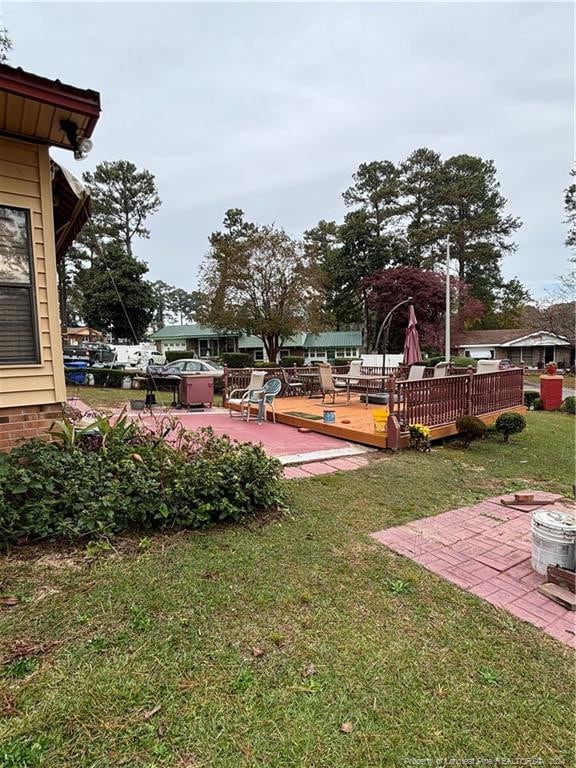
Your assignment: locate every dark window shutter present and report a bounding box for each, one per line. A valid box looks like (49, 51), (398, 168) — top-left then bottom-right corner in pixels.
(0, 286), (39, 364)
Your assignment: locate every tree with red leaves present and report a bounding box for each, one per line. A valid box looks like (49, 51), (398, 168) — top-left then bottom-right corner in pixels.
(364, 266), (484, 353)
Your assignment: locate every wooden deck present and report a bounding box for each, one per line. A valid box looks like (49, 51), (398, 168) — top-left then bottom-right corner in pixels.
(229, 394), (526, 450)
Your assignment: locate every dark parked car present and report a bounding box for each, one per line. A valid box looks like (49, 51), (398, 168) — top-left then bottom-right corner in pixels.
(80, 342), (116, 363)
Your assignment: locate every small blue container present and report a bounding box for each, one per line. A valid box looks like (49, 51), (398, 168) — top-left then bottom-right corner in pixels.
(323, 409), (336, 424)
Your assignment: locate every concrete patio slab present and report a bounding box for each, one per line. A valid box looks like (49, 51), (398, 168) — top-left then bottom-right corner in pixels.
(371, 491), (576, 648)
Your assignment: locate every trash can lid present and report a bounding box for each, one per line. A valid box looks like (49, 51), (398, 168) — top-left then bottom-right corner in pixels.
(532, 509), (576, 531)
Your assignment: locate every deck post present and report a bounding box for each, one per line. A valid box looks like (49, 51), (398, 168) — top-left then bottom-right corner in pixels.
(386, 414), (401, 451)
(466, 367), (474, 414)
(223, 364), (228, 404)
(387, 376), (396, 414)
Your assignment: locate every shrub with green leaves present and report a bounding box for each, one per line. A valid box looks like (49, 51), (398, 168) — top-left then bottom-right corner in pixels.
(0, 414), (284, 544)
(524, 391), (540, 409)
(455, 415), (487, 448)
(562, 395), (576, 415)
(221, 352), (254, 369)
(495, 412), (527, 443)
(279, 356), (304, 368)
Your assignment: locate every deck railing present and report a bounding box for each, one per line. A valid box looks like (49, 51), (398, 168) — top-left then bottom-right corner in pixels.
(394, 368), (524, 428)
(223, 364), (402, 400)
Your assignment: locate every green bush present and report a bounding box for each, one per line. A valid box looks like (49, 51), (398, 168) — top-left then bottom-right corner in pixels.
(455, 415), (487, 448)
(495, 412), (527, 443)
(0, 413), (284, 544)
(221, 352), (254, 369)
(328, 358), (357, 367)
(524, 391), (540, 409)
(253, 362), (281, 369)
(533, 397), (544, 411)
(165, 351), (195, 363)
(90, 368), (137, 388)
(562, 395), (576, 415)
(451, 356), (477, 369)
(279, 356), (304, 368)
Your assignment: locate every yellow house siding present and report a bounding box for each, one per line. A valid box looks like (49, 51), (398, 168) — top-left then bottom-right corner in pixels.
(0, 136), (65, 408)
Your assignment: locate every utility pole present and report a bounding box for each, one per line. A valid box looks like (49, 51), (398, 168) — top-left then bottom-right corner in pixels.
(445, 235), (452, 363)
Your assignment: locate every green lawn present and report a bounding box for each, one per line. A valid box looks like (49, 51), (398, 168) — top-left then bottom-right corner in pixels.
(66, 386), (223, 412)
(524, 372), (575, 388)
(1, 412), (574, 767)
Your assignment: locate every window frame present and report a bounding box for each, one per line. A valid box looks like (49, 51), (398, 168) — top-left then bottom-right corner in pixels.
(0, 205), (41, 367)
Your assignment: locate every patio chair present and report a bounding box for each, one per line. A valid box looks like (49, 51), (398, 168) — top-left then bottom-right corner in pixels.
(433, 361), (449, 378)
(477, 360), (501, 374)
(407, 364), (426, 381)
(242, 378), (282, 423)
(228, 370), (266, 418)
(281, 367), (304, 397)
(317, 363), (347, 404)
(335, 359), (362, 386)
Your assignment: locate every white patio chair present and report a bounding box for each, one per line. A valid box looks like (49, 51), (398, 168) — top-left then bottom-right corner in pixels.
(335, 359), (362, 386)
(433, 362), (449, 378)
(228, 370), (266, 418)
(407, 364), (426, 381)
(477, 360), (501, 374)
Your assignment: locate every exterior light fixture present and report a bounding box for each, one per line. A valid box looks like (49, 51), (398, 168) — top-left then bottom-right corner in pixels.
(60, 119), (93, 160)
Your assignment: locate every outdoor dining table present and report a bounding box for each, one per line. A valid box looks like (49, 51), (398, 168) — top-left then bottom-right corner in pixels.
(335, 373), (385, 408)
(296, 371), (321, 398)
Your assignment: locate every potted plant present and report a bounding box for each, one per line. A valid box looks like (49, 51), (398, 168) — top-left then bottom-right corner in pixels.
(545, 361), (558, 376)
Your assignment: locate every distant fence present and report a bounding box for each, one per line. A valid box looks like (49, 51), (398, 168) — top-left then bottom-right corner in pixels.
(394, 368), (524, 428)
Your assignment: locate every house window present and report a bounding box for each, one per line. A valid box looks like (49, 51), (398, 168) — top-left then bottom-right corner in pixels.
(279, 349), (290, 358)
(253, 348), (264, 361)
(0, 206), (39, 365)
(199, 339), (218, 358)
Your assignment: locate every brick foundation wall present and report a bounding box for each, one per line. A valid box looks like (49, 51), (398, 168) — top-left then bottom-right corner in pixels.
(0, 403), (64, 452)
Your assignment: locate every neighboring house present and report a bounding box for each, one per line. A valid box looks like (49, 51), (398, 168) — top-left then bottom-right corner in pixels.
(151, 325), (237, 358)
(456, 329), (575, 368)
(152, 325), (362, 362)
(0, 64), (100, 450)
(64, 326), (105, 345)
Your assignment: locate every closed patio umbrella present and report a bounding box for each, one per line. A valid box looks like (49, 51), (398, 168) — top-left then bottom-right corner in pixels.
(403, 304), (422, 365)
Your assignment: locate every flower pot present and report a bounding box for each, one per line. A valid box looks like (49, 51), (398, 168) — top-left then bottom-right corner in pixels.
(546, 363), (558, 376)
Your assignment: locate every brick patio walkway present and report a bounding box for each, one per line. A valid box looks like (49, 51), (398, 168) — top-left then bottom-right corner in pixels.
(371, 491), (576, 648)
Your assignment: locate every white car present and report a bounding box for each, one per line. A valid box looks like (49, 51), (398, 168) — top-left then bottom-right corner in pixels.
(127, 350), (167, 368)
(162, 359), (224, 377)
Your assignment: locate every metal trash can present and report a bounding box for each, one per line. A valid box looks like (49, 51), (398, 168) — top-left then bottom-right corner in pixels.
(179, 374), (214, 407)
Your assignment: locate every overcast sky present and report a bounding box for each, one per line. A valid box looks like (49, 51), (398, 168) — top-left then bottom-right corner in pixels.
(4, 1), (574, 298)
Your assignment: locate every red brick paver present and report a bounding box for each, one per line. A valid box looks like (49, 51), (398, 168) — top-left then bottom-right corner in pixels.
(371, 491), (576, 648)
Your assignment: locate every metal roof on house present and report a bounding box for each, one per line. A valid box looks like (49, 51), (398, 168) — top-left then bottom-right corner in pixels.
(152, 325), (237, 340)
(238, 334), (305, 349)
(0, 63), (101, 149)
(304, 331), (362, 348)
(152, 325), (363, 348)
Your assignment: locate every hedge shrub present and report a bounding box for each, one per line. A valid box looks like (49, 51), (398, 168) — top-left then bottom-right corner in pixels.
(562, 395), (576, 415)
(279, 356), (304, 368)
(495, 412), (527, 442)
(221, 352), (254, 369)
(524, 391), (540, 409)
(0, 414), (284, 544)
(455, 415), (487, 447)
(165, 351), (195, 363)
(451, 356), (477, 369)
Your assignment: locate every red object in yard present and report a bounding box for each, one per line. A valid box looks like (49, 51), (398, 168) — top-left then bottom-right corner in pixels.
(539, 375), (563, 411)
(179, 375), (214, 407)
(403, 304), (422, 365)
